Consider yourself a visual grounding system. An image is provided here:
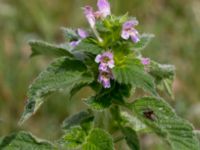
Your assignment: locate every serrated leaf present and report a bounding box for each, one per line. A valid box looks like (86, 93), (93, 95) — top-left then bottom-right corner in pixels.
(149, 61), (175, 98)
(61, 27), (79, 41)
(128, 97), (200, 150)
(60, 126), (87, 149)
(29, 40), (74, 57)
(113, 58), (156, 95)
(82, 128), (114, 150)
(62, 109), (94, 130)
(19, 57), (93, 125)
(122, 127), (140, 150)
(74, 39), (103, 55)
(0, 131), (55, 150)
(133, 33), (155, 50)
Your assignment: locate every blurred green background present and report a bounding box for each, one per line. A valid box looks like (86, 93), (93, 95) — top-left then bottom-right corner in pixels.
(0, 0), (200, 149)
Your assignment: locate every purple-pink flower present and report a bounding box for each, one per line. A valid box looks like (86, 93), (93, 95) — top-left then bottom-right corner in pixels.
(95, 51), (115, 88)
(141, 57), (150, 65)
(70, 41), (80, 47)
(77, 28), (89, 39)
(95, 51), (115, 71)
(121, 20), (140, 43)
(70, 28), (89, 47)
(97, 0), (111, 18)
(84, 6), (96, 28)
(98, 69), (113, 88)
(83, 0), (111, 27)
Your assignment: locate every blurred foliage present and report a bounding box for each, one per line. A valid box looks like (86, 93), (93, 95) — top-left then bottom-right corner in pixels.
(0, 0), (200, 149)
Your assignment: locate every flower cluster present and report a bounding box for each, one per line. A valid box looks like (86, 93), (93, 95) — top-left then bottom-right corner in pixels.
(70, 28), (88, 47)
(84, 0), (111, 28)
(82, 0), (141, 88)
(95, 51), (114, 88)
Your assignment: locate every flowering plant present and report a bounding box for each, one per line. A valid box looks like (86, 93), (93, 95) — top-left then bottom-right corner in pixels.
(1, 0), (199, 150)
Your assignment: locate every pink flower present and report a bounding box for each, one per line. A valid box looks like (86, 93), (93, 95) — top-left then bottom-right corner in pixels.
(70, 28), (89, 47)
(83, 0), (111, 27)
(84, 6), (96, 28)
(141, 58), (150, 65)
(97, 0), (111, 18)
(95, 51), (115, 71)
(98, 69), (113, 88)
(77, 28), (89, 39)
(121, 20), (140, 43)
(95, 51), (115, 88)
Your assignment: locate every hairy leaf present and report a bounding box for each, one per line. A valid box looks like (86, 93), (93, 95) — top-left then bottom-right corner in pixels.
(0, 131), (54, 150)
(19, 57), (93, 125)
(149, 61), (175, 98)
(82, 128), (114, 150)
(85, 82), (131, 111)
(84, 95), (112, 111)
(128, 97), (200, 150)
(74, 39), (103, 55)
(29, 40), (74, 57)
(62, 109), (94, 130)
(113, 58), (156, 95)
(61, 27), (79, 41)
(122, 127), (140, 150)
(60, 126), (86, 149)
(120, 111), (148, 132)
(133, 33), (155, 50)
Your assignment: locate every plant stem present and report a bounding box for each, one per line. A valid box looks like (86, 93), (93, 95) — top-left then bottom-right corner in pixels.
(92, 27), (103, 43)
(114, 136), (125, 143)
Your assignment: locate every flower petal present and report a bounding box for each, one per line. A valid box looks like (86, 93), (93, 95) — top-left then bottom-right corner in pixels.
(70, 40), (80, 47)
(141, 58), (151, 65)
(121, 31), (130, 40)
(77, 28), (89, 39)
(95, 54), (102, 63)
(131, 34), (140, 43)
(123, 20), (139, 29)
(84, 6), (96, 27)
(97, 0), (111, 18)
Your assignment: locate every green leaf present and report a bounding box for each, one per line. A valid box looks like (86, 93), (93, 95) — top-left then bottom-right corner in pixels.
(69, 83), (88, 100)
(195, 130), (200, 142)
(19, 57), (93, 125)
(122, 127), (140, 150)
(62, 109), (94, 130)
(133, 33), (155, 50)
(0, 137), (3, 145)
(113, 58), (156, 95)
(82, 128), (114, 150)
(60, 126), (87, 149)
(74, 39), (103, 55)
(29, 40), (74, 58)
(85, 82), (132, 111)
(0, 131), (55, 150)
(84, 95), (112, 111)
(128, 97), (200, 150)
(61, 27), (79, 41)
(120, 111), (148, 133)
(149, 61), (175, 98)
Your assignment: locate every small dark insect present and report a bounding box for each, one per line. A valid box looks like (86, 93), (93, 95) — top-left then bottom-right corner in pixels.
(143, 109), (157, 121)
